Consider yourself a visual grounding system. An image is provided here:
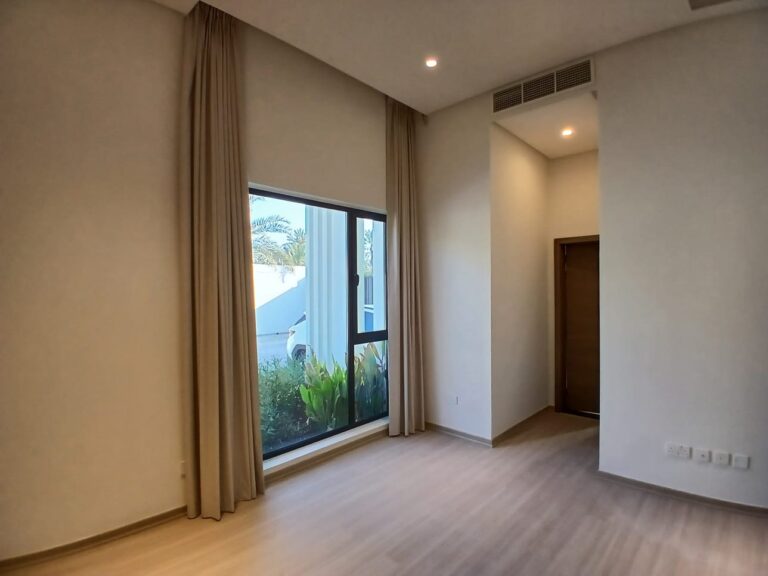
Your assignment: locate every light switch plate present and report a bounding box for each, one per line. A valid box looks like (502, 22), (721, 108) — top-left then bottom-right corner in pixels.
(713, 450), (730, 466)
(677, 445), (692, 459)
(693, 448), (710, 463)
(732, 454), (750, 470)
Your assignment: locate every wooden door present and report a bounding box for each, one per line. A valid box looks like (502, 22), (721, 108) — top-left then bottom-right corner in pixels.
(555, 237), (599, 417)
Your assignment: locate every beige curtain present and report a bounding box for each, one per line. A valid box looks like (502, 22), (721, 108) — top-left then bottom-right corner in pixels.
(386, 97), (425, 436)
(179, 2), (264, 520)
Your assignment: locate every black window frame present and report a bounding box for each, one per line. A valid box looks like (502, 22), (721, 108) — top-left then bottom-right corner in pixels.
(249, 187), (388, 460)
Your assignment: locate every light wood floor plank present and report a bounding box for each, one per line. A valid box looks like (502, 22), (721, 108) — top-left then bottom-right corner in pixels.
(5, 411), (767, 575)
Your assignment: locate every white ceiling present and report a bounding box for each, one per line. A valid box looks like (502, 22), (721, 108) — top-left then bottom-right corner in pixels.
(496, 91), (599, 159)
(156, 0), (767, 114)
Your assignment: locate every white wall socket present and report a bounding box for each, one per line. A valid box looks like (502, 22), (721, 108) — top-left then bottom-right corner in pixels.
(693, 448), (710, 463)
(667, 445), (749, 470)
(713, 451), (730, 466)
(732, 453), (750, 470)
(664, 442), (692, 459)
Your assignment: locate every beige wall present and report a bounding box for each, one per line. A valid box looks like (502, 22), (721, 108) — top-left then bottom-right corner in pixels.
(416, 94), (493, 439)
(418, 90), (595, 441)
(417, 91), (555, 441)
(241, 24), (386, 212)
(490, 125), (549, 438)
(418, 10), (768, 507)
(598, 11), (768, 506)
(419, 7), (768, 507)
(0, 0), (388, 560)
(3, 2), (763, 565)
(0, 0), (185, 559)
(546, 151), (600, 405)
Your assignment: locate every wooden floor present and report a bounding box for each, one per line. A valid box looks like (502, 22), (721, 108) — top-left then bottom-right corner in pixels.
(7, 411), (767, 575)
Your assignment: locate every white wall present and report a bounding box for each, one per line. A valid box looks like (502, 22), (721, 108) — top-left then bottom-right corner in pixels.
(490, 125), (549, 438)
(546, 151), (600, 404)
(0, 0), (185, 559)
(241, 25), (386, 212)
(416, 95), (493, 440)
(598, 11), (768, 507)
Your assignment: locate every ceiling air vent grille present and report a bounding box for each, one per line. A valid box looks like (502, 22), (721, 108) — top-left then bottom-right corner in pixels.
(492, 58), (593, 114)
(555, 60), (592, 91)
(493, 85), (522, 113)
(523, 73), (555, 103)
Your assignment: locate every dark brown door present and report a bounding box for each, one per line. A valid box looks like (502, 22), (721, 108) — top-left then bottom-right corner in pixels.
(556, 238), (599, 416)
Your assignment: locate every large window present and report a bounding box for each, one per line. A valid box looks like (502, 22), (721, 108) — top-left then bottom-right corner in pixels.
(249, 189), (388, 458)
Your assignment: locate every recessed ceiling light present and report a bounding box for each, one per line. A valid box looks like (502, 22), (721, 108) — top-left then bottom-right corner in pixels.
(561, 127), (575, 138)
(425, 57), (438, 69)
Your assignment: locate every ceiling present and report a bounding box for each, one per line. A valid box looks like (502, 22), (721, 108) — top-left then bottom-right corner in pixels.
(156, 0), (767, 114)
(496, 91), (599, 159)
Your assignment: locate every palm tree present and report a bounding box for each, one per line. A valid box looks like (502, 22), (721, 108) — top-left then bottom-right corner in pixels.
(364, 228), (375, 275)
(281, 228), (306, 266)
(250, 196), (291, 264)
(249, 196), (308, 269)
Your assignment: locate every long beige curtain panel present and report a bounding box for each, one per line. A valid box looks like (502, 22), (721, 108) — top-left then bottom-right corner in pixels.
(386, 97), (425, 437)
(179, 1), (264, 520)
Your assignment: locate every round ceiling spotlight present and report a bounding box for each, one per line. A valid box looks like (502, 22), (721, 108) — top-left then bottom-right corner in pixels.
(425, 57), (438, 69)
(561, 127), (575, 138)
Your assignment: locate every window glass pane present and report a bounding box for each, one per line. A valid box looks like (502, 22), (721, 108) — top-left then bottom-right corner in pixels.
(354, 340), (388, 422)
(250, 195), (348, 456)
(356, 218), (386, 333)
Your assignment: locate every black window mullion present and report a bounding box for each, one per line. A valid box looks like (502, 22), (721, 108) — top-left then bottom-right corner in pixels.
(348, 207), (386, 223)
(352, 329), (388, 345)
(349, 214), (388, 426)
(347, 213), (357, 428)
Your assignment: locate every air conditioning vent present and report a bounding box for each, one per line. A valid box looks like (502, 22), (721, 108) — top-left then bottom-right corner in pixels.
(492, 58), (593, 114)
(493, 85), (522, 113)
(523, 73), (555, 103)
(555, 60), (592, 92)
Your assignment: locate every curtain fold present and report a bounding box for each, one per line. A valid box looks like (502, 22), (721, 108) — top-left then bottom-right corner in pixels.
(386, 97), (425, 436)
(179, 2), (264, 520)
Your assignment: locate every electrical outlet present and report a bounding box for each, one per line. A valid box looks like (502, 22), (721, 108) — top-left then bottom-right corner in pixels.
(732, 454), (750, 470)
(677, 445), (692, 459)
(665, 444), (747, 470)
(664, 442), (692, 459)
(180, 460), (187, 478)
(693, 448), (710, 463)
(713, 451), (730, 467)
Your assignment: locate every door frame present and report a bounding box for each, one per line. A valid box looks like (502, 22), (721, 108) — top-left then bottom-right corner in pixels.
(554, 235), (600, 417)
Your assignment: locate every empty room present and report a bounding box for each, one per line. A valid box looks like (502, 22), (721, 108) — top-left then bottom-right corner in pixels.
(1, 0), (766, 574)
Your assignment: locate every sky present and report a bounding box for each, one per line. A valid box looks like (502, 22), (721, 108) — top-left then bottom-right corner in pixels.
(250, 194), (306, 230)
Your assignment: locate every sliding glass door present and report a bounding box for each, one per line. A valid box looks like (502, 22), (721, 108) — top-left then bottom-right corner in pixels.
(249, 189), (387, 458)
